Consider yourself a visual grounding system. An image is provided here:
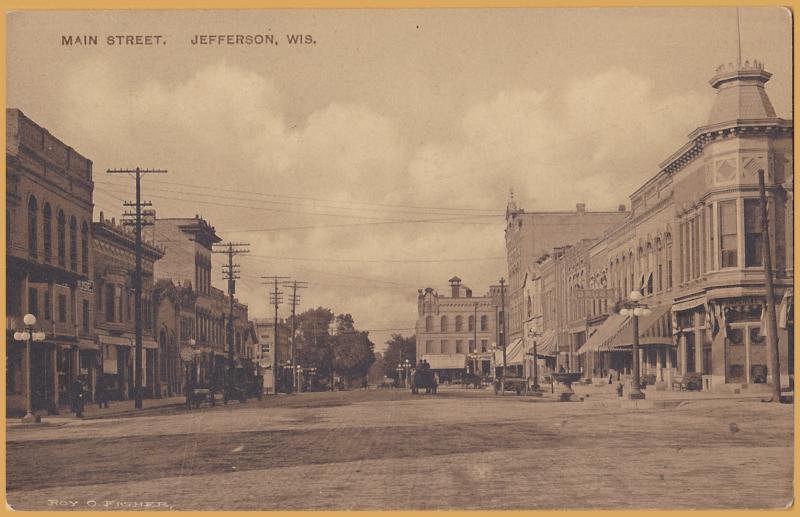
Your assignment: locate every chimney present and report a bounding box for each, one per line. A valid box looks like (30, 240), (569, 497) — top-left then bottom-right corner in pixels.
(448, 276), (462, 298)
(465, 288), (473, 298)
(576, 203), (586, 213)
(618, 204), (626, 212)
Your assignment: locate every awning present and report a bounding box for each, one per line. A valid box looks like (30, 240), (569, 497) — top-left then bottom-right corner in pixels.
(528, 330), (557, 357)
(578, 313), (628, 354)
(610, 304), (673, 348)
(493, 338), (526, 365)
(422, 353), (467, 370)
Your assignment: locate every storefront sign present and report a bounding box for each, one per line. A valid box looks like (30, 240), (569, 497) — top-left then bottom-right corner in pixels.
(573, 288), (616, 300)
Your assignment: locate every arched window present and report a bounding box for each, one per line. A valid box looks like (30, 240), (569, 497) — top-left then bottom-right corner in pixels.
(81, 221), (89, 275)
(69, 216), (77, 271)
(468, 315), (475, 331)
(27, 195), (37, 258)
(42, 203), (52, 262)
(440, 315), (448, 333)
(425, 316), (433, 332)
(455, 315), (463, 332)
(57, 210), (66, 267)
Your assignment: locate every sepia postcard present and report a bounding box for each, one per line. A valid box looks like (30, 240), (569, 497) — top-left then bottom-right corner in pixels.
(3, 6), (795, 512)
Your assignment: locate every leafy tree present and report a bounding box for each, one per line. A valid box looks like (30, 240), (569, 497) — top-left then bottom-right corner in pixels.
(332, 313), (375, 382)
(382, 334), (416, 378)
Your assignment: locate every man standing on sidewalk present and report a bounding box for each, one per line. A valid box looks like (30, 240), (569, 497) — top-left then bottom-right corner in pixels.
(71, 377), (85, 418)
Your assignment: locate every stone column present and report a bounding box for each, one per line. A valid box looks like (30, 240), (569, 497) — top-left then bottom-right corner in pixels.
(693, 312), (704, 374)
(744, 325), (752, 384)
(679, 333), (688, 376)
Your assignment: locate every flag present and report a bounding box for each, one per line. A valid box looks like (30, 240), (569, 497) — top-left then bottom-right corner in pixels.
(778, 289), (793, 329)
(718, 304), (728, 339)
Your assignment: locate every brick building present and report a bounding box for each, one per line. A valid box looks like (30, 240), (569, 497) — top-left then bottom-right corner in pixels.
(504, 197), (627, 344)
(92, 213), (164, 401)
(6, 109), (95, 415)
(415, 277), (503, 381)
(533, 60), (793, 392)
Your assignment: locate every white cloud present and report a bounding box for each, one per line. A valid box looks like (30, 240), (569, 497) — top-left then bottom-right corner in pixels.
(54, 59), (713, 349)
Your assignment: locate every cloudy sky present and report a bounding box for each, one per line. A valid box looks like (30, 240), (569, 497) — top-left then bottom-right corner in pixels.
(7, 8), (791, 351)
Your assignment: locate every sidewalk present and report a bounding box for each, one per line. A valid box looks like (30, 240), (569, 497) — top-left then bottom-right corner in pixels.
(7, 396), (187, 427)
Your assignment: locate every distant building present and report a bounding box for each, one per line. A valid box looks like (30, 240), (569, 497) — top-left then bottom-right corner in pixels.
(415, 277), (503, 381)
(252, 317), (291, 394)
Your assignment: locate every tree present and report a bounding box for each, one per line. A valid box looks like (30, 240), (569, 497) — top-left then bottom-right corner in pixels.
(382, 333), (416, 378)
(296, 307), (335, 387)
(332, 313), (375, 383)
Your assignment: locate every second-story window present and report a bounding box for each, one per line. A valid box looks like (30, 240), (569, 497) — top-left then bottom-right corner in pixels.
(455, 315), (463, 332)
(42, 203), (52, 263)
(744, 199), (764, 267)
(57, 210), (66, 267)
(719, 200), (738, 268)
(105, 284), (115, 322)
(27, 196), (38, 258)
(58, 294), (67, 322)
(81, 222), (89, 275)
(69, 216), (77, 272)
(468, 315), (475, 331)
(425, 316), (433, 332)
(480, 315), (487, 331)
(440, 315), (447, 333)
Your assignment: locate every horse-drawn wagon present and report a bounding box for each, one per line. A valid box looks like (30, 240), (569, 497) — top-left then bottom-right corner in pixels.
(411, 369), (438, 394)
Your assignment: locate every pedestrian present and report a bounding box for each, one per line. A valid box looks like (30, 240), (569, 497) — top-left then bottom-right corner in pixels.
(96, 375), (108, 409)
(608, 373), (613, 385)
(71, 377), (85, 418)
(559, 365), (566, 373)
(361, 378), (368, 391)
(616, 381), (624, 398)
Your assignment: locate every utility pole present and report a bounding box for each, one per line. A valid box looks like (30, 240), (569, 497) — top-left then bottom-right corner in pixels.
(758, 170), (782, 402)
(262, 275), (289, 394)
(500, 277), (506, 396)
(108, 167), (167, 410)
(213, 242), (249, 403)
(473, 302), (478, 374)
(284, 280), (308, 394)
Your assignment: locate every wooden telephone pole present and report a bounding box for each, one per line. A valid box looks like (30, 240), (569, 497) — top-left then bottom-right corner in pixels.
(283, 280), (308, 393)
(108, 167), (167, 409)
(262, 275), (289, 394)
(758, 170), (782, 402)
(213, 242), (249, 403)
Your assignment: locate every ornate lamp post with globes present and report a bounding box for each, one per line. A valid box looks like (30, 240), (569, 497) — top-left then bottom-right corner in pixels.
(618, 290), (651, 400)
(14, 314), (47, 423)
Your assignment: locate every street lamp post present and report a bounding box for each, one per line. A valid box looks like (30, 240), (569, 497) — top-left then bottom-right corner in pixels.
(403, 359), (411, 388)
(527, 328), (541, 392)
(619, 290), (650, 400)
(14, 314), (46, 423)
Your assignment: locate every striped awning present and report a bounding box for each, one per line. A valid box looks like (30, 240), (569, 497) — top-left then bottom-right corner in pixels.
(578, 305), (673, 354)
(494, 338), (526, 365)
(578, 313), (628, 354)
(530, 330), (557, 357)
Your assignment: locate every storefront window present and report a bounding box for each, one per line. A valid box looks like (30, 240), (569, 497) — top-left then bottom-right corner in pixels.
(719, 200), (738, 268)
(744, 199), (764, 267)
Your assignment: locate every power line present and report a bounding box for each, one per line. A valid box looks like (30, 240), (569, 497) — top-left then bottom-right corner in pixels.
(96, 177), (501, 214)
